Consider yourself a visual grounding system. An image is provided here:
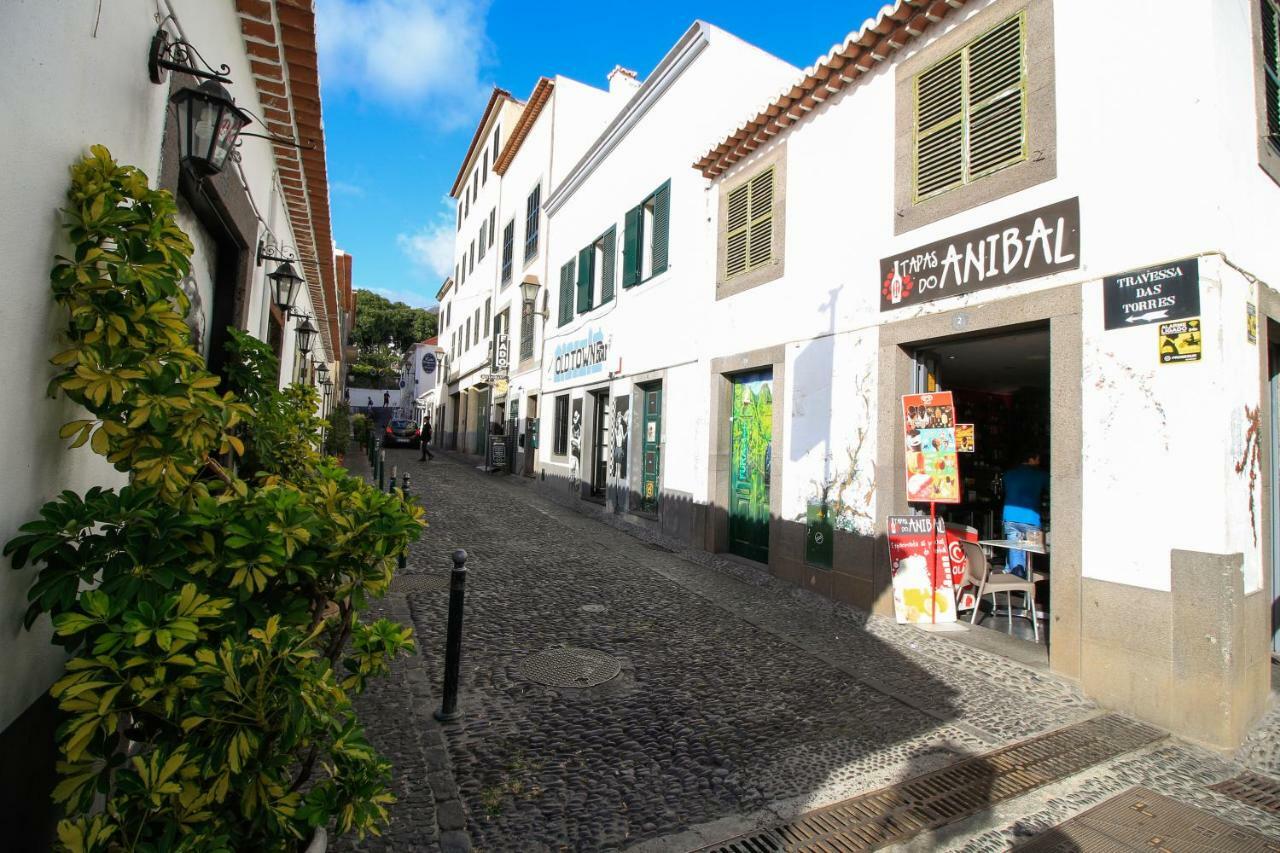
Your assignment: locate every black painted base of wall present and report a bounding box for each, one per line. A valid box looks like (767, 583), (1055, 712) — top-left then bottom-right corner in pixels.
(0, 692), (57, 850)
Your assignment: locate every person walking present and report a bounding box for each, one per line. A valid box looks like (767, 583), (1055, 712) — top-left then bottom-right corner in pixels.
(382, 390), (391, 408)
(419, 419), (434, 461)
(366, 395), (373, 411)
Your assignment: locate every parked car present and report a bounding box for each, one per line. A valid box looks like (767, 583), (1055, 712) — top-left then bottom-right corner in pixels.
(383, 418), (421, 448)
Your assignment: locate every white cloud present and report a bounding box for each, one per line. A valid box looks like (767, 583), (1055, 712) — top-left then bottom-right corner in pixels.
(370, 286), (438, 310)
(396, 202), (456, 283)
(317, 0), (491, 123)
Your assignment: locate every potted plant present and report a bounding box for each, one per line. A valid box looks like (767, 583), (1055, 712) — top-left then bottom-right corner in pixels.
(6, 147), (424, 852)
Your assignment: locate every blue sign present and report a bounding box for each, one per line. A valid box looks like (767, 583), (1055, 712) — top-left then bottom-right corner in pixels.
(422, 352), (437, 373)
(551, 329), (608, 382)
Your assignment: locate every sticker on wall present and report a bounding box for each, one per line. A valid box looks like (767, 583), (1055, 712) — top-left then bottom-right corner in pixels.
(1159, 318), (1202, 365)
(1248, 302), (1257, 344)
(955, 424), (975, 453)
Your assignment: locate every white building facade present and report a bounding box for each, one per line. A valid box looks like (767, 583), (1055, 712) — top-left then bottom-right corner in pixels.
(432, 1), (1280, 749)
(0, 2), (346, 840)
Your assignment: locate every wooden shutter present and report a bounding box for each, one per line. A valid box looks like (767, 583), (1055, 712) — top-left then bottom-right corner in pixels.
(914, 14), (1025, 201)
(1266, 0), (1280, 143)
(520, 305), (534, 361)
(600, 226), (617, 303)
(576, 246), (594, 313)
(501, 221), (514, 284)
(914, 52), (964, 199)
(966, 15), (1025, 177)
(525, 185), (541, 261)
(558, 260), (575, 326)
(622, 205), (643, 287)
(724, 182), (750, 279)
(651, 180), (670, 276)
(747, 167), (774, 270)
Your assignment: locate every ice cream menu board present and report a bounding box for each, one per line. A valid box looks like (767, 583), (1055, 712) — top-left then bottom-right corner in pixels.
(901, 392), (960, 503)
(887, 516), (955, 624)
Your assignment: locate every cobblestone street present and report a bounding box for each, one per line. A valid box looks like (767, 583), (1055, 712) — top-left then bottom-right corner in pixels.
(341, 450), (1280, 852)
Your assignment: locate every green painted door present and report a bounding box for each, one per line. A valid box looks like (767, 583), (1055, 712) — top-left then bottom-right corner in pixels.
(729, 371), (773, 563)
(640, 385), (661, 513)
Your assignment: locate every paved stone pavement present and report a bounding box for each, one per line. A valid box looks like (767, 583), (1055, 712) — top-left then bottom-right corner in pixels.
(338, 448), (1280, 852)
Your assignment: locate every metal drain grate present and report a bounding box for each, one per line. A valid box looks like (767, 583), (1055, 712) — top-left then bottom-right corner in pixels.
(1212, 771), (1280, 816)
(515, 647), (621, 688)
(389, 573), (449, 594)
(699, 714), (1164, 852)
(1014, 786), (1280, 851)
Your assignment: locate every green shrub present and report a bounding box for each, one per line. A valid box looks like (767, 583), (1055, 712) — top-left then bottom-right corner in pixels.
(5, 147), (424, 852)
(324, 403), (351, 458)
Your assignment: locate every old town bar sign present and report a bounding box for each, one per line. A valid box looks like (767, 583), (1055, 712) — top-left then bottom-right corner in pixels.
(1102, 257), (1199, 329)
(879, 198), (1081, 311)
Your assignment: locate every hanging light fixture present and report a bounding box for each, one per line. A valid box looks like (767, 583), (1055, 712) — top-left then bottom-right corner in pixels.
(315, 361), (330, 383)
(170, 80), (250, 177)
(295, 316), (318, 356)
(267, 260), (304, 312)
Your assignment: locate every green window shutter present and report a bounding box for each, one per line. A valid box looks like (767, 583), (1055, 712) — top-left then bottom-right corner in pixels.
(914, 51), (964, 199)
(599, 226), (617, 303)
(622, 204), (643, 287)
(576, 246), (594, 313)
(747, 166), (774, 271)
(558, 260), (575, 326)
(651, 180), (670, 276)
(1265, 0), (1280, 144)
(724, 182), (750, 279)
(966, 15), (1025, 178)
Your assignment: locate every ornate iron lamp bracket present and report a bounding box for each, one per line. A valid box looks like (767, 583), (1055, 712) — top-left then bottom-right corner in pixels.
(148, 28), (232, 85)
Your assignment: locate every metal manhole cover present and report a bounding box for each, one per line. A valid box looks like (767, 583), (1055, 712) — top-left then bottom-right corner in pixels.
(389, 573), (449, 594)
(1212, 771), (1280, 815)
(698, 715), (1164, 852)
(1014, 786), (1280, 851)
(516, 647), (621, 688)
(580, 604), (607, 614)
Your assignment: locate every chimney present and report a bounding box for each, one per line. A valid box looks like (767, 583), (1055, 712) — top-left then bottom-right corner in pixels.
(607, 65), (641, 99)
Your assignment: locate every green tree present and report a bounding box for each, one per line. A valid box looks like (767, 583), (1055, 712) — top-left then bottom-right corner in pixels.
(351, 290), (436, 353)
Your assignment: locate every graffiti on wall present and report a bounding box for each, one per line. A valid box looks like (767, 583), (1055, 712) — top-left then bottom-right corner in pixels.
(611, 396), (629, 479)
(731, 375), (773, 522)
(797, 369), (877, 537)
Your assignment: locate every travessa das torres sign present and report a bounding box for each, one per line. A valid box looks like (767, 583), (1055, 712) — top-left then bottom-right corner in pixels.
(1102, 258), (1200, 329)
(879, 198), (1081, 311)
(551, 329), (609, 382)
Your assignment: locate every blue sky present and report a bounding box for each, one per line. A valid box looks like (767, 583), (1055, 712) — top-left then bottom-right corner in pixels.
(317, 0), (885, 309)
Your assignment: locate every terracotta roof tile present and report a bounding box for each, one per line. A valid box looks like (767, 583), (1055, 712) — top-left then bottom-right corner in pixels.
(694, 0), (968, 178)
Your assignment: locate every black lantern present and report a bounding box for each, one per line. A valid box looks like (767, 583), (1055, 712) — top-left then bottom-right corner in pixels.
(171, 80), (250, 177)
(295, 316), (318, 356)
(268, 260), (304, 311)
(315, 361), (330, 382)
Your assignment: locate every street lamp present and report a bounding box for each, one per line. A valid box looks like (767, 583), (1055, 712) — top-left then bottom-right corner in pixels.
(520, 276), (548, 320)
(295, 316), (318, 356)
(315, 361), (330, 384)
(170, 80), (250, 178)
(267, 259), (304, 312)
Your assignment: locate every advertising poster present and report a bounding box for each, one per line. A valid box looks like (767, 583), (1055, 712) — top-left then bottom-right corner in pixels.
(955, 424), (975, 453)
(901, 392), (960, 503)
(1158, 318), (1202, 365)
(887, 516), (955, 624)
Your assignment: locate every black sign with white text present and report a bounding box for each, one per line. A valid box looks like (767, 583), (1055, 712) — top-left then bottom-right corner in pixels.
(1103, 258), (1200, 329)
(879, 198), (1081, 311)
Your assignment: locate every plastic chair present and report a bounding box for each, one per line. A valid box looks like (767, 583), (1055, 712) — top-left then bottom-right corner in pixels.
(960, 539), (1039, 643)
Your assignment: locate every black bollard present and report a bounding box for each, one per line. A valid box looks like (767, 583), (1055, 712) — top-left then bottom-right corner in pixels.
(388, 465), (398, 494)
(434, 549), (468, 723)
(377, 449), (385, 491)
(397, 473), (410, 571)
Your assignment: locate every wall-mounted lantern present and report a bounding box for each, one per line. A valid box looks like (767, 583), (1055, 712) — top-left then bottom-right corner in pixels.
(295, 316), (318, 356)
(170, 80), (251, 178)
(267, 259), (304, 313)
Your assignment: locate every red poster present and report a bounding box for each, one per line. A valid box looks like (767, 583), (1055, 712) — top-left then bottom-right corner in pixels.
(901, 392), (960, 504)
(886, 516), (955, 624)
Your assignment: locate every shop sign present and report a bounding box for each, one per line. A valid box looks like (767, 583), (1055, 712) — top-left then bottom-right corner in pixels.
(886, 516), (955, 625)
(879, 198), (1080, 311)
(494, 333), (510, 372)
(488, 436), (507, 468)
(1103, 257), (1200, 329)
(901, 392), (960, 504)
(1159, 317), (1202, 364)
(421, 352), (437, 373)
(551, 329), (608, 382)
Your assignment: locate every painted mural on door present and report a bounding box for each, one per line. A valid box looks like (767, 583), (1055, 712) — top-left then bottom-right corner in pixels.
(729, 371), (773, 562)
